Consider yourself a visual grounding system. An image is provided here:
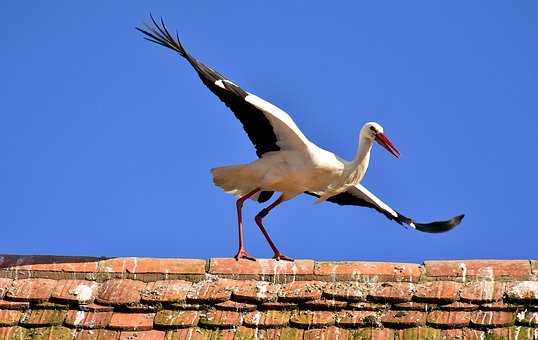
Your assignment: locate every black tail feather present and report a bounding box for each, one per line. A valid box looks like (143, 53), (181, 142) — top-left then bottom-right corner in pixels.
(409, 214), (464, 233)
(136, 14), (188, 58)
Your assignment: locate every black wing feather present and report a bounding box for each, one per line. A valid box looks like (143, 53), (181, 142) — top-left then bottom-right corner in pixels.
(137, 16), (275, 203)
(305, 191), (464, 233)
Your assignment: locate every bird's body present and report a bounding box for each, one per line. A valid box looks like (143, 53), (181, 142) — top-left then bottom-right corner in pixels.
(137, 16), (464, 260)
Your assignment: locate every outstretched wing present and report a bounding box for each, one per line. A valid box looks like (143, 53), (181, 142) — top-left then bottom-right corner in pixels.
(306, 183), (464, 233)
(136, 16), (310, 158)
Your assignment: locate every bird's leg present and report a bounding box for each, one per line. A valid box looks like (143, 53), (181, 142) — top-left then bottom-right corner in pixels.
(254, 195), (293, 261)
(234, 188), (260, 261)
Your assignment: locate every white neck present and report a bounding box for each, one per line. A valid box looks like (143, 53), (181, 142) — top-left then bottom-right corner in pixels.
(345, 135), (374, 185)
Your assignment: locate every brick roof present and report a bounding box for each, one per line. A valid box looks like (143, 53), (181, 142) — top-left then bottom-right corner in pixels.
(0, 256), (536, 339)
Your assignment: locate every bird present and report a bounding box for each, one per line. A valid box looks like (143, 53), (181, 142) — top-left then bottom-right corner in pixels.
(136, 16), (464, 261)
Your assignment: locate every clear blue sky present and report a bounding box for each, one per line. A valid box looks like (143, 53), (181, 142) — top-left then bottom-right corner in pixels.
(2, 2), (537, 262)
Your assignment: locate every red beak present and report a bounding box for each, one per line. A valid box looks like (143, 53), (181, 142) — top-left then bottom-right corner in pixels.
(375, 132), (400, 158)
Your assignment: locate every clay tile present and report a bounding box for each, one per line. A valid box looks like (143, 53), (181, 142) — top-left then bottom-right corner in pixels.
(335, 310), (379, 327)
(303, 326), (351, 340)
(254, 328), (304, 340)
(315, 261), (421, 282)
(23, 326), (74, 338)
(119, 330), (166, 340)
(414, 281), (461, 303)
(215, 300), (257, 312)
(289, 310), (335, 328)
(381, 310), (427, 328)
(19, 309), (67, 327)
(209, 258), (314, 276)
(0, 326), (26, 339)
(140, 280), (191, 304)
(167, 302), (201, 311)
(65, 310), (112, 329)
(0, 279), (13, 299)
(481, 302), (522, 311)
(0, 300), (30, 310)
(518, 312), (538, 326)
(470, 311), (515, 328)
(505, 281), (538, 303)
(6, 278), (56, 302)
(260, 302), (297, 310)
(368, 282), (415, 303)
(438, 301), (479, 311)
(348, 302), (388, 311)
(78, 304), (114, 312)
(323, 282), (367, 301)
(460, 281), (505, 303)
(394, 327), (443, 339)
(199, 310), (242, 328)
(109, 312), (155, 331)
(302, 299), (347, 310)
(278, 281), (324, 302)
(232, 281), (280, 303)
(427, 310), (470, 329)
(51, 280), (99, 304)
(348, 328), (394, 339)
(187, 279), (237, 303)
(76, 329), (119, 340)
(153, 310), (199, 328)
(98, 258), (205, 275)
(393, 302), (435, 311)
(244, 310), (291, 328)
(96, 279), (146, 306)
(424, 260), (531, 280)
(0, 310), (23, 326)
(487, 326), (536, 339)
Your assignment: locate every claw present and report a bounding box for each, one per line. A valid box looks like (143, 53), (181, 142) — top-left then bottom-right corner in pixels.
(273, 253), (294, 261)
(234, 248), (256, 261)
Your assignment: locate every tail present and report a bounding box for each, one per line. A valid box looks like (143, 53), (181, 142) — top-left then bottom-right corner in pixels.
(410, 214), (465, 233)
(136, 14), (191, 61)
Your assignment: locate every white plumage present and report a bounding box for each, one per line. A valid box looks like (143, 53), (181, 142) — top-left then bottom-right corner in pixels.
(138, 16), (464, 261)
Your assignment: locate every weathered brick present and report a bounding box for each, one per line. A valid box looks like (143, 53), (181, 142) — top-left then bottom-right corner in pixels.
(243, 310), (291, 328)
(0, 255), (99, 273)
(109, 313), (154, 331)
(232, 281), (280, 303)
(6, 278), (56, 302)
(368, 282), (414, 303)
(393, 327), (442, 340)
(470, 311), (515, 328)
(438, 301), (479, 311)
(186, 279), (236, 304)
(96, 280), (146, 306)
(303, 326), (350, 340)
(335, 310), (379, 327)
(315, 261), (421, 282)
(392, 302), (435, 311)
(381, 310), (427, 328)
(348, 302), (388, 311)
(52, 280), (99, 304)
(76, 329), (119, 340)
(119, 330), (165, 340)
(460, 281), (505, 303)
(348, 328), (394, 340)
(302, 299), (347, 309)
(480, 302), (521, 311)
(0, 310), (22, 326)
(289, 311), (334, 328)
(98, 258), (205, 275)
(424, 260), (531, 280)
(0, 300), (29, 310)
(140, 280), (191, 303)
(278, 281), (323, 302)
(427, 310), (470, 328)
(20, 309), (67, 327)
(0, 279), (13, 299)
(209, 258), (314, 276)
(414, 281), (461, 303)
(259, 302), (297, 310)
(518, 311), (538, 326)
(505, 281), (538, 302)
(65, 310), (112, 329)
(214, 300), (257, 312)
(153, 310), (199, 328)
(0, 326), (26, 339)
(323, 282), (367, 301)
(199, 310), (242, 328)
(79, 304), (114, 312)
(24, 326), (75, 339)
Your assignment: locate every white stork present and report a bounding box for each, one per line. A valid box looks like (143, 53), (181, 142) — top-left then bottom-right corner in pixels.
(137, 16), (464, 261)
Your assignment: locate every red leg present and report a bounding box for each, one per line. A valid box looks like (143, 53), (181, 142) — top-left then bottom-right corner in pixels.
(254, 195), (293, 261)
(234, 188), (260, 261)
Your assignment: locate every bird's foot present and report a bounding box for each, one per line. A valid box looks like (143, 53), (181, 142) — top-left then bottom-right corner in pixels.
(234, 248), (256, 261)
(273, 252), (294, 261)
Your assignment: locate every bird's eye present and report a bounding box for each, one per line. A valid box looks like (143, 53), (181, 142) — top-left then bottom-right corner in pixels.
(369, 126), (377, 132)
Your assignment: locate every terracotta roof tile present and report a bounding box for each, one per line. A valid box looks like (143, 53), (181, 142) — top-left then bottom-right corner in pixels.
(470, 310), (515, 328)
(243, 310), (291, 328)
(368, 282), (414, 303)
(232, 281), (279, 303)
(289, 310), (335, 328)
(51, 280), (99, 304)
(381, 310), (427, 328)
(153, 310), (199, 328)
(109, 313), (154, 331)
(460, 281), (505, 303)
(65, 310), (112, 329)
(19, 309), (67, 327)
(0, 310), (22, 326)
(426, 310), (470, 328)
(140, 280), (191, 303)
(6, 278), (56, 302)
(278, 281), (323, 302)
(96, 279), (146, 306)
(414, 281), (461, 303)
(198, 310), (242, 328)
(0, 255), (536, 339)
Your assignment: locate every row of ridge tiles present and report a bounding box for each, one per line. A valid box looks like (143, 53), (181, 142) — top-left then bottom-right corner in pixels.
(0, 256), (537, 282)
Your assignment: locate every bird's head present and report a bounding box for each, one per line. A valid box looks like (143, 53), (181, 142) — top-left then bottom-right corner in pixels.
(361, 122), (400, 158)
